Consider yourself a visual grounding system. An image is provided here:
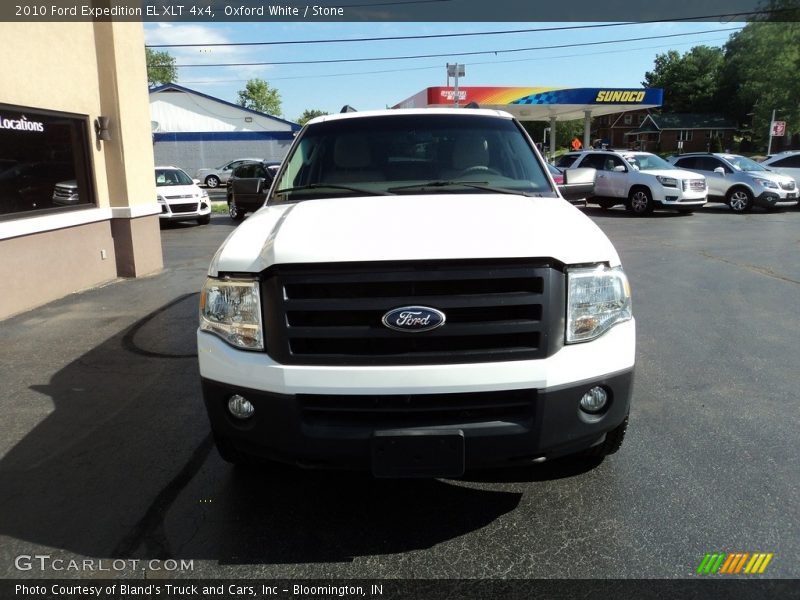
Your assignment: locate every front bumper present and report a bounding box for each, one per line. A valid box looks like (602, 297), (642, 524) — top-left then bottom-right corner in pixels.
(755, 190), (798, 208)
(201, 369), (633, 474)
(159, 200), (211, 221)
(198, 319), (635, 475)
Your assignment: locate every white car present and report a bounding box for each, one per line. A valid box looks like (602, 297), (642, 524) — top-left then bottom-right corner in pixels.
(197, 108), (635, 477)
(557, 150), (707, 215)
(761, 151), (800, 190)
(195, 158), (263, 189)
(155, 166), (211, 225)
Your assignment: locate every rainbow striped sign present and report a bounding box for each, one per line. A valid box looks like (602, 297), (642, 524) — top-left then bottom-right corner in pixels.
(697, 553), (774, 575)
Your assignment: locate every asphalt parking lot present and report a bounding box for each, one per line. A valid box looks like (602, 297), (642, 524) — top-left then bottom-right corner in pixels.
(0, 204), (798, 580)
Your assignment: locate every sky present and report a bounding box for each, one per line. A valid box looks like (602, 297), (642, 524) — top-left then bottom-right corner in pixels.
(143, 21), (744, 123)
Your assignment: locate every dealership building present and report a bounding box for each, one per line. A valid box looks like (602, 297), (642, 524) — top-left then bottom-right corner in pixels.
(0, 22), (161, 320)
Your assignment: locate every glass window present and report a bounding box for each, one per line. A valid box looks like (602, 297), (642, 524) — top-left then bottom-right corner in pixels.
(0, 104), (94, 218)
(155, 168), (193, 186)
(677, 130), (693, 141)
(773, 155), (800, 168)
(556, 154), (579, 168)
(624, 115), (632, 125)
(271, 113), (554, 202)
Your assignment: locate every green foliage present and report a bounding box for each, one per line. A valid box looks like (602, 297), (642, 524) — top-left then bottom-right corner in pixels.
(145, 48), (177, 88)
(236, 79), (282, 116)
(642, 46), (724, 113)
(297, 109), (329, 126)
(718, 20), (800, 150)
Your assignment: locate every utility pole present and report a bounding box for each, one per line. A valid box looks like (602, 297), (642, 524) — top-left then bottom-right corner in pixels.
(767, 108), (776, 156)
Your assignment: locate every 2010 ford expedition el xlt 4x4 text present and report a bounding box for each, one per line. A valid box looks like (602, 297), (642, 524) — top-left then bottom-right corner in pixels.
(198, 108), (635, 478)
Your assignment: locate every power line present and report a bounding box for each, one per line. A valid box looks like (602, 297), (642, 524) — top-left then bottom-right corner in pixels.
(167, 27), (743, 68)
(145, 9), (780, 49)
(178, 35), (734, 84)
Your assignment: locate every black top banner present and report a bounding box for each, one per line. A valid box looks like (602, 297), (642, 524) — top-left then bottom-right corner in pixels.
(3, 0), (799, 22)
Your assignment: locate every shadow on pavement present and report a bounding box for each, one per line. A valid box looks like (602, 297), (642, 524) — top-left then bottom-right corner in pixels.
(0, 294), (599, 567)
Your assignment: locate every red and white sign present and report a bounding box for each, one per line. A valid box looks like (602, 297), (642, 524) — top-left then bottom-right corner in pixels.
(771, 121), (786, 137)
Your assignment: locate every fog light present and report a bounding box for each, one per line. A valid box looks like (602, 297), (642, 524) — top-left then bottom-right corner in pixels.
(228, 394), (254, 419)
(579, 386), (608, 414)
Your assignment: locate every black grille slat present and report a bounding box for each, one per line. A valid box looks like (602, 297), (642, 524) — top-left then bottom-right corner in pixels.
(169, 203), (199, 213)
(300, 389), (536, 426)
(261, 260), (564, 366)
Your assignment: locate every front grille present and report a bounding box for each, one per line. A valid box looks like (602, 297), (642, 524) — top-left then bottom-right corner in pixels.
(261, 260), (564, 366)
(53, 186), (76, 199)
(780, 181), (796, 191)
(300, 389), (536, 427)
(165, 194), (195, 199)
(682, 179), (706, 191)
(168, 202), (199, 213)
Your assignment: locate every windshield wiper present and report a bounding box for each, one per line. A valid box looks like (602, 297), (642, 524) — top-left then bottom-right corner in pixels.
(273, 183), (394, 196)
(387, 180), (536, 196)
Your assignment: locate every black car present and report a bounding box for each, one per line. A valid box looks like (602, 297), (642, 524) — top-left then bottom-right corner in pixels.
(226, 160), (281, 221)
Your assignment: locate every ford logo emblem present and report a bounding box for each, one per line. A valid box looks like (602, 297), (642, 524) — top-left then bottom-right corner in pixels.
(382, 306), (446, 333)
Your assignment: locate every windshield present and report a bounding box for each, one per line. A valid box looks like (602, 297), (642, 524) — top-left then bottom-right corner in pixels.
(623, 153), (673, 171)
(155, 169), (193, 186)
(726, 155), (767, 172)
(270, 113), (553, 203)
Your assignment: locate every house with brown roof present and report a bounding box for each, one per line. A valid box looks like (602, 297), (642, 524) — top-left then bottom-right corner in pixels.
(624, 113), (738, 153)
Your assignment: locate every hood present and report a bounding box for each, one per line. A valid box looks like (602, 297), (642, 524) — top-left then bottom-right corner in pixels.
(208, 194), (621, 276)
(157, 184), (203, 199)
(754, 170), (794, 185)
(642, 168), (705, 180)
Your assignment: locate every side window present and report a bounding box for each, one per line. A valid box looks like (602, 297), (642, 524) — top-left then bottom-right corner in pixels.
(578, 154), (605, 170)
(674, 157), (696, 169)
(702, 158), (729, 173)
(252, 165), (267, 179)
(607, 155), (626, 171)
(774, 156), (800, 168)
(555, 155), (578, 168)
(235, 165), (253, 178)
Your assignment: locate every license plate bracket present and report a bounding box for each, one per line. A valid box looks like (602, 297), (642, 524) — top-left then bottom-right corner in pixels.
(371, 429), (465, 478)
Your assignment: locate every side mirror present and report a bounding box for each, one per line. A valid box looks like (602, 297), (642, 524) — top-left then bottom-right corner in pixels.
(559, 167), (595, 202)
(613, 165), (627, 172)
(713, 167), (726, 175)
(192, 178), (201, 185)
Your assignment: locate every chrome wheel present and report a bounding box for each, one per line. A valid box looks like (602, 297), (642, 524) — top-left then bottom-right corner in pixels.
(206, 175), (220, 188)
(627, 188), (653, 215)
(728, 189), (753, 212)
(228, 200), (244, 221)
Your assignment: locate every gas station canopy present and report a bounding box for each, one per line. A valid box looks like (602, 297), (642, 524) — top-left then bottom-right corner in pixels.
(393, 86), (663, 121)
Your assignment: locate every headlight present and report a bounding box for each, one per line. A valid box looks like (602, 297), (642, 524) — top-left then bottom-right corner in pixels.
(566, 265), (632, 343)
(200, 189), (209, 198)
(656, 176), (678, 188)
(753, 178), (778, 189)
(199, 278), (263, 350)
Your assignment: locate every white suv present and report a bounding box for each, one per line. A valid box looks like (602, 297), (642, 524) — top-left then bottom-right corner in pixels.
(197, 108), (635, 478)
(155, 166), (211, 225)
(761, 151), (800, 191)
(557, 150), (707, 215)
(668, 153), (797, 212)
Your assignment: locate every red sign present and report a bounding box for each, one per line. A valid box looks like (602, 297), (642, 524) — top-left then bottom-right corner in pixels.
(771, 121), (786, 137)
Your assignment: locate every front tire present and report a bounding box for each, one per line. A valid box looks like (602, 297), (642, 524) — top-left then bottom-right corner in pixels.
(584, 417), (628, 458)
(205, 175), (221, 189)
(626, 187), (654, 215)
(228, 199), (245, 222)
(727, 187), (754, 213)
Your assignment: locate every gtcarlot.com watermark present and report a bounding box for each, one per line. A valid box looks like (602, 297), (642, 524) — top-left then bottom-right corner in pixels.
(15, 554), (194, 572)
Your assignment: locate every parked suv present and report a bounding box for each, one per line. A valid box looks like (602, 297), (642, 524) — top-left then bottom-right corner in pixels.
(761, 151), (800, 190)
(156, 166), (211, 225)
(226, 160), (281, 221)
(197, 108), (635, 478)
(195, 158), (263, 188)
(669, 153), (797, 212)
(557, 150), (707, 215)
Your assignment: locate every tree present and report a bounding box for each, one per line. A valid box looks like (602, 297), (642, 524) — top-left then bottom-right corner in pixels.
(145, 48), (177, 88)
(718, 19), (800, 150)
(642, 46), (724, 114)
(297, 109), (329, 126)
(236, 79), (282, 115)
